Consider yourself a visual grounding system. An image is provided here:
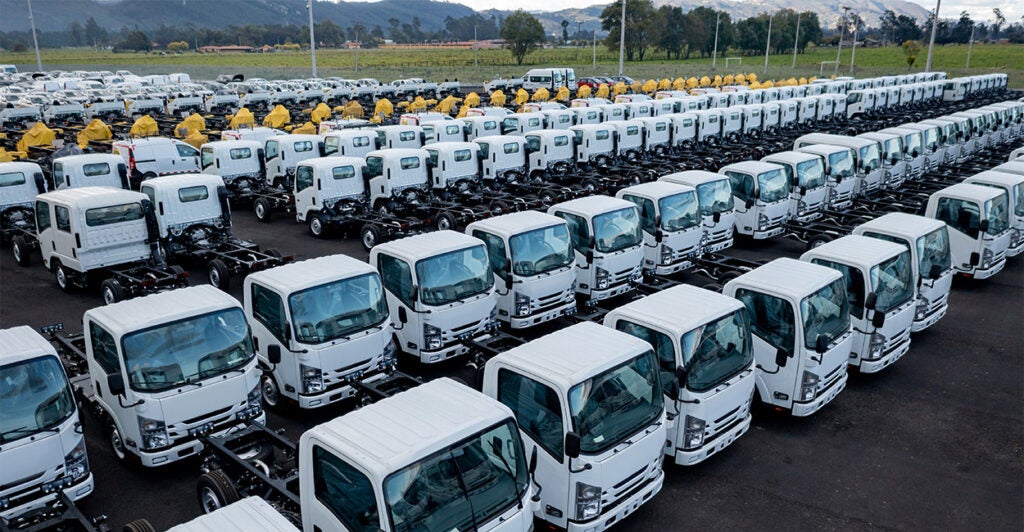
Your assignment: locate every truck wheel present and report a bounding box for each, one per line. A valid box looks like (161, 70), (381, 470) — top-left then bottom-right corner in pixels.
(308, 213), (330, 238)
(109, 422), (134, 465)
(805, 234), (833, 250)
(122, 519), (156, 532)
(489, 200), (510, 214)
(361, 224), (381, 251)
(436, 212), (456, 231)
(54, 262), (75, 293)
(261, 372), (283, 410)
(208, 259), (231, 291)
(253, 198), (272, 223)
(101, 279), (126, 305)
(142, 172), (157, 182)
(197, 470), (239, 514)
(168, 265), (186, 276)
(11, 235), (32, 266)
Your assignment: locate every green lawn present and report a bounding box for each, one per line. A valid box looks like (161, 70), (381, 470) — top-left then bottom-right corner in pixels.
(2, 43), (1021, 87)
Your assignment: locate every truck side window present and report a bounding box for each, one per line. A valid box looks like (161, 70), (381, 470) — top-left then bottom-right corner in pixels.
(312, 445), (380, 532)
(735, 289), (795, 354)
(473, 230), (509, 281)
(175, 144), (200, 158)
(725, 171), (755, 205)
(35, 201), (51, 231)
(378, 254), (415, 307)
(54, 205), (71, 232)
(935, 197), (980, 238)
(622, 194), (656, 234)
(811, 259), (866, 319)
(251, 284), (287, 342)
(53, 163), (64, 185)
(264, 140), (279, 159)
(555, 212), (590, 254)
(497, 369), (563, 460)
(89, 322), (120, 374)
(614, 320), (675, 393)
(295, 166), (314, 192)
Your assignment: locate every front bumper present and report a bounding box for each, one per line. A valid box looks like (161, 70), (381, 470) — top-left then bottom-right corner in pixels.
(138, 413), (265, 467)
(509, 300), (576, 329)
(857, 334), (911, 374)
(791, 371), (848, 417)
(566, 470), (664, 532)
(0, 474), (94, 521)
(298, 367), (389, 409)
(911, 300), (948, 333)
(673, 414), (751, 466)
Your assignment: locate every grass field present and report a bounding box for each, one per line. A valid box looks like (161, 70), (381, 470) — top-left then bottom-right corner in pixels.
(2, 43), (1022, 87)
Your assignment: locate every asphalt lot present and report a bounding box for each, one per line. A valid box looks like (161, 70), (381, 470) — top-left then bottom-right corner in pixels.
(1, 155), (1022, 531)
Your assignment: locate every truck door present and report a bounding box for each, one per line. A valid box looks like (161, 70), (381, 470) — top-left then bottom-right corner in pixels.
(293, 165), (316, 220)
(377, 254), (421, 354)
(175, 142), (201, 173)
(51, 203), (80, 270)
(303, 442), (385, 531)
(734, 288), (797, 408)
(248, 283), (296, 398)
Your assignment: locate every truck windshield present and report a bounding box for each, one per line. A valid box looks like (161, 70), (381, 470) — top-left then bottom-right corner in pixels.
(385, 419), (527, 532)
(921, 128), (938, 150)
(757, 169), (789, 202)
(569, 351), (663, 454)
(858, 144), (881, 172)
(985, 194), (1009, 235)
(902, 133), (922, 156)
(659, 191), (700, 231)
(796, 159), (826, 188)
(290, 273), (388, 344)
(696, 180), (734, 216)
(680, 310), (753, 393)
(510, 224), (574, 276)
(593, 207), (642, 253)
(870, 250), (915, 313)
(417, 245), (494, 306)
(122, 308), (254, 392)
(829, 150), (855, 179)
(800, 279), (851, 349)
(1014, 184), (1024, 217)
(917, 226), (951, 279)
(0, 356), (75, 443)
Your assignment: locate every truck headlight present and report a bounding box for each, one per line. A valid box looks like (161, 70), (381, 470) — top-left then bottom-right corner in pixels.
(915, 295), (930, 320)
(683, 415), (706, 450)
(868, 332), (886, 360)
(423, 323), (443, 351)
(137, 416), (169, 450)
(797, 199), (808, 214)
(575, 482), (602, 521)
(238, 382), (263, 420)
(660, 243), (674, 265)
(595, 267), (610, 290)
(63, 439), (90, 482)
(300, 364), (324, 394)
(981, 247), (993, 268)
(381, 338), (398, 368)
(758, 213), (769, 230)
(800, 370), (820, 402)
(1011, 228), (1021, 246)
(514, 293), (531, 317)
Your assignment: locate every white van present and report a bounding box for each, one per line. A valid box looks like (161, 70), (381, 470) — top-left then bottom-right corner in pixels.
(112, 137), (202, 184)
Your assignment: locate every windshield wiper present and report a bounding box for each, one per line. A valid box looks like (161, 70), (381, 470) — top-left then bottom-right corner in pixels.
(0, 425), (60, 442)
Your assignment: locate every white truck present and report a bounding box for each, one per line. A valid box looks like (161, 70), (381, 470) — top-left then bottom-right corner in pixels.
(374, 125), (425, 150)
(371, 230), (499, 364)
(963, 170), (1024, 257)
(616, 181), (703, 275)
(660, 171), (736, 254)
(524, 129), (576, 178)
(793, 134), (885, 196)
(548, 196), (644, 304)
(475, 135), (529, 183)
(925, 183), (1011, 279)
(466, 212), (578, 330)
(723, 258), (852, 416)
(604, 284), (756, 466)
(482, 322), (665, 531)
(801, 236), (916, 373)
(321, 129), (378, 158)
(1, 161), (48, 267)
(761, 151), (829, 223)
(263, 134), (324, 188)
(293, 156), (370, 237)
(199, 140), (265, 192)
(52, 153), (130, 190)
(111, 137), (202, 186)
(857, 131), (910, 190)
(853, 213), (954, 332)
(877, 127), (926, 179)
(718, 161), (791, 240)
(243, 255), (397, 410)
(568, 123), (617, 166)
(794, 144), (858, 209)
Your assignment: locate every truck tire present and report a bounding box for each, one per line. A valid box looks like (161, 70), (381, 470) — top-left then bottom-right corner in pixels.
(260, 371), (284, 410)
(11, 235), (32, 266)
(108, 422), (139, 467)
(197, 470), (239, 514)
(436, 212), (456, 231)
(53, 262), (75, 293)
(360, 224), (381, 251)
(805, 234), (833, 251)
(208, 259), (231, 291)
(253, 198), (272, 223)
(122, 519), (156, 532)
(308, 213), (330, 238)
(100, 279), (126, 305)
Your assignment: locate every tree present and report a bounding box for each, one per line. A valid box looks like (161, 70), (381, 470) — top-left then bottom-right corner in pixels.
(653, 5), (686, 59)
(561, 19), (569, 44)
(895, 14), (922, 43)
(600, 0), (656, 61)
(951, 11), (974, 43)
(83, 17), (108, 47)
(686, 7), (732, 58)
(68, 21), (84, 47)
(880, 10), (898, 44)
(902, 40), (922, 69)
(167, 41), (189, 52)
(500, 10), (545, 65)
(992, 8), (1006, 39)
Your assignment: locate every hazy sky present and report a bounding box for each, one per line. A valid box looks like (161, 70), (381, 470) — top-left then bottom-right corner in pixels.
(438, 0), (1021, 23)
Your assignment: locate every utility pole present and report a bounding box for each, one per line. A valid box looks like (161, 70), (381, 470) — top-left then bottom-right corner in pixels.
(26, 0), (43, 71)
(592, 24), (597, 70)
(712, 11), (721, 70)
(473, 25), (478, 70)
(307, 0), (317, 78)
(617, 0), (626, 77)
(835, 6), (850, 75)
(764, 13), (773, 74)
(925, 0), (941, 72)
(965, 24), (975, 68)
(850, 14), (858, 73)
(354, 29), (359, 71)
(576, 20), (582, 61)
(792, 11), (801, 69)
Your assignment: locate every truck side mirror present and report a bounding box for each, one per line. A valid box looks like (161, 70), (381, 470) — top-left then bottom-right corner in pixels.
(674, 366), (687, 388)
(107, 373), (126, 396)
(815, 334), (829, 354)
(776, 347), (789, 367)
(929, 264), (942, 279)
(585, 249), (594, 264)
(398, 306), (408, 324)
(712, 212), (722, 223)
(33, 172), (47, 194)
(745, 199), (754, 209)
(565, 431), (581, 459)
(969, 252), (980, 266)
(317, 141), (326, 157)
(117, 163), (130, 190)
(864, 292), (877, 311)
(529, 446), (538, 475)
(654, 229), (663, 243)
(979, 219), (989, 233)
(267, 344), (282, 365)
(872, 310), (886, 329)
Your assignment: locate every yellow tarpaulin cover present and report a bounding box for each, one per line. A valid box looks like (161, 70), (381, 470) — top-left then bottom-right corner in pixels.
(673, 78), (686, 90)
(0, 148), (16, 162)
(174, 113), (206, 139)
(686, 77), (698, 89)
(576, 85), (592, 99)
(291, 121), (316, 135)
(723, 74), (735, 86)
(595, 84), (610, 99)
(531, 88), (549, 102)
(642, 79), (657, 94)
(262, 105), (291, 128)
(228, 108), (255, 129)
(515, 89), (528, 105)
(456, 106), (469, 119)
(699, 76), (711, 87)
(407, 97), (427, 113)
(490, 90), (507, 107)
(463, 92), (480, 108)
(629, 81), (642, 94)
(713, 75), (723, 87)
(612, 82), (627, 96)
(658, 78), (671, 90)
(374, 98), (394, 119)
(734, 73), (745, 84)
(183, 129), (208, 149)
(310, 103), (332, 124)
(77, 119), (112, 148)
(129, 115), (158, 137)
(798, 77), (808, 85)
(16, 122), (55, 153)
(555, 87), (570, 102)
(341, 100), (365, 119)
(435, 95), (462, 114)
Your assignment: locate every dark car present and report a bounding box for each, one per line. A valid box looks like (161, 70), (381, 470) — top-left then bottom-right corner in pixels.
(610, 75), (635, 85)
(577, 77), (605, 89)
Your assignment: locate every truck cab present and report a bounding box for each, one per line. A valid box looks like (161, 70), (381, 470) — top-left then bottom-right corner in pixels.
(375, 125), (424, 150)
(718, 161), (791, 240)
(604, 284), (756, 465)
(608, 119), (646, 160)
(501, 112), (546, 135)
(761, 151), (829, 223)
(423, 120), (466, 144)
(723, 258), (852, 416)
(856, 132), (909, 190)
(482, 322), (666, 532)
(425, 141), (482, 193)
(0, 326), (93, 521)
(111, 137), (202, 186)
(321, 129), (377, 158)
(853, 213), (954, 332)
(0, 161), (48, 218)
(220, 126), (284, 144)
(925, 183), (1012, 279)
(877, 127), (926, 179)
(53, 154), (129, 190)
(244, 255), (396, 409)
(691, 110), (722, 143)
(667, 112), (698, 148)
(541, 109), (576, 130)
(569, 106), (604, 125)
(919, 118), (963, 164)
(466, 212), (577, 329)
(84, 285), (263, 467)
(475, 136), (528, 183)
(897, 122), (945, 171)
(524, 130), (575, 177)
(660, 171), (736, 254)
(292, 157), (368, 235)
(793, 134), (884, 196)
(363, 149), (430, 214)
(794, 144), (859, 209)
(963, 171), (1024, 257)
(199, 140), (264, 192)
(569, 124), (617, 166)
(636, 116), (672, 156)
(801, 236), (916, 373)
(459, 115), (502, 140)
(371, 230), (498, 363)
(617, 181), (702, 275)
(263, 134), (324, 188)
(548, 196), (644, 304)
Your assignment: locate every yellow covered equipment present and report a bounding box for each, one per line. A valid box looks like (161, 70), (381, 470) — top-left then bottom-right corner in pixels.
(612, 82), (627, 96)
(291, 122), (317, 135)
(262, 105), (291, 128)
(129, 115), (158, 137)
(310, 103), (332, 124)
(0, 148), (17, 162)
(342, 100), (365, 118)
(17, 122), (56, 153)
(576, 85), (592, 99)
(77, 119), (112, 148)
(515, 88), (529, 105)
(436, 95), (462, 114)
(490, 90), (507, 107)
(555, 87), (570, 102)
(463, 92), (481, 108)
(228, 108), (255, 129)
(183, 129), (208, 149)
(175, 113), (206, 139)
(374, 98), (394, 120)
(531, 88), (550, 102)
(642, 79), (657, 94)
(595, 84), (610, 99)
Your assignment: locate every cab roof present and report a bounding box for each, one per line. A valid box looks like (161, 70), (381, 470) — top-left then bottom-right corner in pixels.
(267, 133), (320, 143)
(608, 284), (744, 335)
(762, 151), (820, 165)
(301, 378), (512, 479)
(617, 180), (695, 200)
(726, 257), (842, 298)
(855, 212), (945, 240)
(371, 230), (483, 262)
(719, 161), (783, 175)
(143, 173), (223, 192)
(0, 161), (43, 174)
(54, 153), (122, 166)
(965, 171), (1024, 189)
(992, 161), (1024, 176)
(366, 148), (426, 159)
(0, 326), (58, 367)
(487, 322), (653, 391)
(297, 156), (364, 171)
(467, 211), (566, 237)
(660, 170), (726, 187)
(166, 497), (299, 532)
(201, 139), (262, 150)
(425, 141), (477, 152)
(113, 136), (177, 147)
(549, 194), (635, 217)
(932, 183), (1005, 202)
(84, 285), (240, 337)
(801, 234), (908, 269)
(246, 254), (376, 295)
(36, 186), (145, 208)
(797, 144), (852, 157)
